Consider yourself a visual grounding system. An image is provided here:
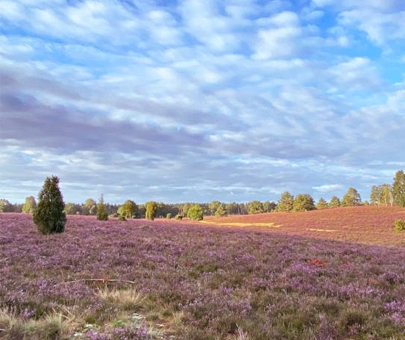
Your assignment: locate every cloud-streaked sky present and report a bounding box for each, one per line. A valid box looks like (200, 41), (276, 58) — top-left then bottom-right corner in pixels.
(1, 0), (405, 205)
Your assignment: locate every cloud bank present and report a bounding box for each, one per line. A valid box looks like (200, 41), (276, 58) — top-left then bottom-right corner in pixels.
(1, 0), (405, 204)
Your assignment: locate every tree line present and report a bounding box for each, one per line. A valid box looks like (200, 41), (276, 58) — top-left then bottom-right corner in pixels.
(1, 170), (405, 219)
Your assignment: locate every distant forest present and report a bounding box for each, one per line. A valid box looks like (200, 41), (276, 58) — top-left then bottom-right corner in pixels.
(1, 170), (405, 218)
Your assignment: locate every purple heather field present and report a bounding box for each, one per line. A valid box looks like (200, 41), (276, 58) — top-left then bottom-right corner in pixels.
(1, 212), (405, 339)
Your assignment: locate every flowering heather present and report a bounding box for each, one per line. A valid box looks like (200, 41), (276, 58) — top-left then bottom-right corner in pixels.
(1, 207), (405, 339)
(205, 205), (405, 246)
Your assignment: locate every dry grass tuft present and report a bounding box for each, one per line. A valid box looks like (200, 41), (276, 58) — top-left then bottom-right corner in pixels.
(97, 288), (145, 311)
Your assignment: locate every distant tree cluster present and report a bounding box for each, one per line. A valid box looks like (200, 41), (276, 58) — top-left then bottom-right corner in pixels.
(370, 170), (405, 207)
(22, 196), (36, 213)
(0, 199), (23, 213)
(2, 170), (405, 236)
(64, 199), (120, 216)
(274, 187), (363, 212)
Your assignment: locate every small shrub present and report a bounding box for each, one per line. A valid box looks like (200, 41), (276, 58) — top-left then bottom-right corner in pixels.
(394, 219), (405, 232)
(0, 309), (71, 340)
(166, 213), (172, 219)
(33, 176), (66, 235)
(339, 309), (367, 332)
(96, 195), (108, 221)
(175, 215), (183, 220)
(187, 205), (203, 221)
(118, 215), (126, 221)
(146, 201), (158, 221)
(97, 288), (145, 311)
(119, 200), (137, 219)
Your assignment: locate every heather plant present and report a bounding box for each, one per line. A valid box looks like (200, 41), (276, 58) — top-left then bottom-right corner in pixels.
(3, 207), (405, 339)
(33, 176), (66, 234)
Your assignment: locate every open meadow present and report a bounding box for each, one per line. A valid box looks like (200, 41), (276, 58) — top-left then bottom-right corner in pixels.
(2, 206), (405, 339)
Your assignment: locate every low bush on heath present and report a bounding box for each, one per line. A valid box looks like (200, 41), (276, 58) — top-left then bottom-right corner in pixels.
(394, 219), (405, 232)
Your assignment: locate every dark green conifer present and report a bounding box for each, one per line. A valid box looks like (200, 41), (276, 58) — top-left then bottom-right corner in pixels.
(33, 176), (66, 234)
(96, 194), (108, 221)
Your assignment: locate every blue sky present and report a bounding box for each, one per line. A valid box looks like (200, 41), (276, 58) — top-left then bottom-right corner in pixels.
(1, 0), (405, 205)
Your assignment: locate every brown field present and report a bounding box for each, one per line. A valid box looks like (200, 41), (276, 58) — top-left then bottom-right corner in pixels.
(202, 205), (405, 246)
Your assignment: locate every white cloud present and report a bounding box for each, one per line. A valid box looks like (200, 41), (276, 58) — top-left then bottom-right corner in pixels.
(313, 184), (344, 193)
(304, 9), (324, 21)
(0, 1), (25, 21)
(254, 27), (300, 60)
(145, 10), (183, 46)
(339, 9), (405, 45)
(0, 36), (34, 59)
(327, 57), (381, 90)
(225, 0), (260, 19)
(252, 11), (302, 60)
(179, 0), (244, 52)
(386, 89), (405, 113)
(1, 0), (404, 203)
(311, 0), (335, 7)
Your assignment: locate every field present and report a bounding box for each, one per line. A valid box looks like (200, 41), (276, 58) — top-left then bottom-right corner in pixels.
(1, 206), (405, 339)
(204, 206), (405, 246)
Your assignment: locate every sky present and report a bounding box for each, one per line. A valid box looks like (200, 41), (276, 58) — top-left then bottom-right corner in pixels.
(1, 0), (405, 205)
